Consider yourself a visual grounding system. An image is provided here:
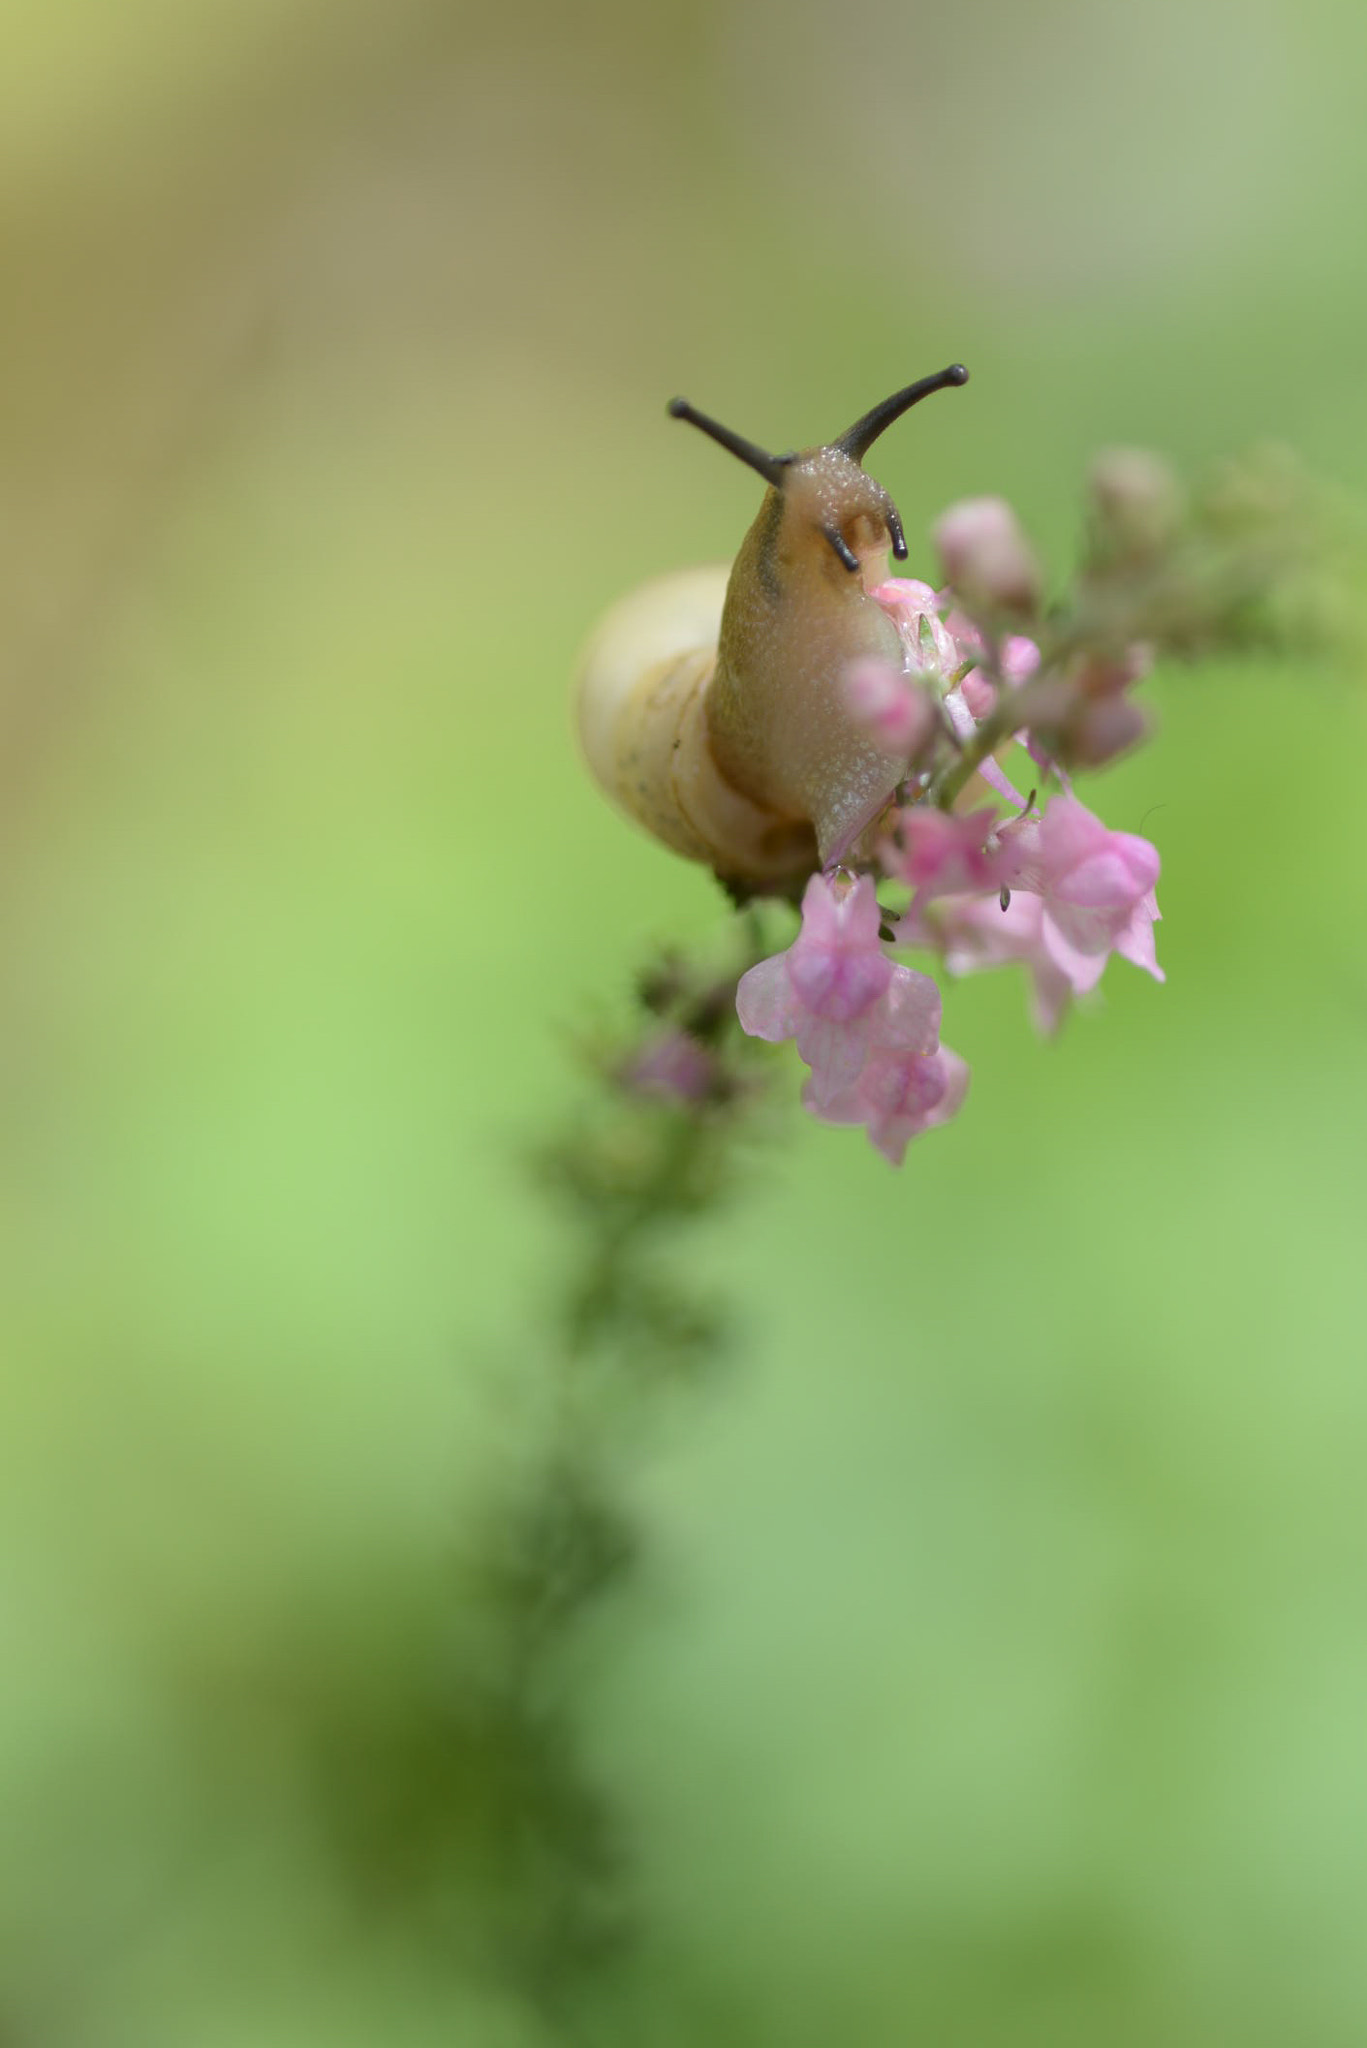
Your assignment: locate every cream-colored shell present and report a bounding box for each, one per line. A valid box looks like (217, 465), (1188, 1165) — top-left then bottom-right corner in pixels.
(575, 565), (818, 884)
(575, 563), (727, 832)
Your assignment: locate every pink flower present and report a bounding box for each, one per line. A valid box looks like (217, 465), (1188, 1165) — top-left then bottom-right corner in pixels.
(936, 622), (1051, 796)
(907, 836), (1164, 1037)
(903, 891), (1075, 1036)
(1029, 880), (1164, 1012)
(955, 631), (1041, 719)
(779, 871), (891, 1021)
(859, 1045), (970, 1165)
(817, 1042), (971, 1165)
(1064, 695), (1150, 768)
(1001, 795), (1161, 960)
(736, 873), (941, 1114)
(1023, 649), (1153, 771)
(882, 804), (1008, 897)
(872, 581), (1043, 805)
(869, 578), (960, 678)
(933, 497), (1041, 613)
(844, 657), (938, 758)
(620, 1029), (717, 1102)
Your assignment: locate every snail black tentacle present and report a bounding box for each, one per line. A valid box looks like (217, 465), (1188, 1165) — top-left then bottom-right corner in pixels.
(667, 398), (789, 489)
(836, 364), (969, 464)
(823, 525), (861, 574)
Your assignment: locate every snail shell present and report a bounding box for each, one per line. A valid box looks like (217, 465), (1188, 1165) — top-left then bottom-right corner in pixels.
(576, 366), (968, 892)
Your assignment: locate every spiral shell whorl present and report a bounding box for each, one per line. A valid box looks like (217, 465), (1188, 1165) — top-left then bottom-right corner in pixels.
(576, 565), (816, 884)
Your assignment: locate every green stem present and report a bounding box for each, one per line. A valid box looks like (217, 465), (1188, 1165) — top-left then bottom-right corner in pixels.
(933, 689), (1031, 809)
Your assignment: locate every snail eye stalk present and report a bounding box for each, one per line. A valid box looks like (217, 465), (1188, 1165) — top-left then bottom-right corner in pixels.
(667, 398), (790, 489)
(836, 364), (969, 464)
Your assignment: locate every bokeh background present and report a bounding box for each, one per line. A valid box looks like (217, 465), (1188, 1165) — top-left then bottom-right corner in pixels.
(3, 1), (1366, 2042)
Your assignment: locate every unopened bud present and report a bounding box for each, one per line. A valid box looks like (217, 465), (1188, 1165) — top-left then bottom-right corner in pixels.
(959, 669), (996, 718)
(1030, 689), (1152, 770)
(1070, 644), (1153, 698)
(620, 1028), (717, 1103)
(933, 497), (1041, 616)
(1089, 448), (1183, 558)
(1066, 697), (1151, 767)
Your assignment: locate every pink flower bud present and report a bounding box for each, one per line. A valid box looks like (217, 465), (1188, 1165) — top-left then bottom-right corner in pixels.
(1066, 696), (1151, 767)
(1024, 655), (1154, 770)
(844, 657), (938, 759)
(620, 1029), (717, 1103)
(933, 497), (1041, 615)
(953, 630), (1039, 720)
(959, 669), (997, 718)
(1072, 646), (1153, 697)
(883, 805), (1007, 897)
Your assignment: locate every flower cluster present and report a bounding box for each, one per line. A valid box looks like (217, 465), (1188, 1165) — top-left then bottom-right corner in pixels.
(736, 873), (967, 1165)
(735, 489), (1170, 1164)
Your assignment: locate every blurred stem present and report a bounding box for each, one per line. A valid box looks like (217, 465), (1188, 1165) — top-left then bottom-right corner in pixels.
(563, 1109), (714, 1357)
(482, 917), (772, 2032)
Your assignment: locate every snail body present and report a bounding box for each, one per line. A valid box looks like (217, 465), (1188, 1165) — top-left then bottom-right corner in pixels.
(576, 365), (968, 891)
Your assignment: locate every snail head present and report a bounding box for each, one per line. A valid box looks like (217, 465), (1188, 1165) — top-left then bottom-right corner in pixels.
(667, 364), (969, 581)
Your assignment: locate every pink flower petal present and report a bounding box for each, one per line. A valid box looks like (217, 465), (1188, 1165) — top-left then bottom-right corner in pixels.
(786, 873), (892, 1021)
(1002, 636), (1042, 684)
(874, 964), (943, 1054)
(1037, 794), (1110, 872)
(870, 579), (960, 678)
(1041, 915), (1110, 993)
(886, 805), (1003, 897)
(1114, 890), (1165, 983)
(861, 1045), (970, 1165)
(934, 497), (1040, 612)
(943, 672), (1033, 808)
(976, 752), (1030, 808)
(1050, 839), (1160, 910)
(959, 669), (997, 718)
(735, 954), (800, 1042)
(942, 685), (976, 743)
(796, 1011), (877, 1111)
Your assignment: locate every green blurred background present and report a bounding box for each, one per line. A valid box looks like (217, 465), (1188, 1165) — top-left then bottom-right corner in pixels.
(2, 1), (1366, 2041)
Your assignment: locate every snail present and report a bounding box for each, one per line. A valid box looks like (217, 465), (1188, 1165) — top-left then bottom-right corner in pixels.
(576, 364), (969, 893)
